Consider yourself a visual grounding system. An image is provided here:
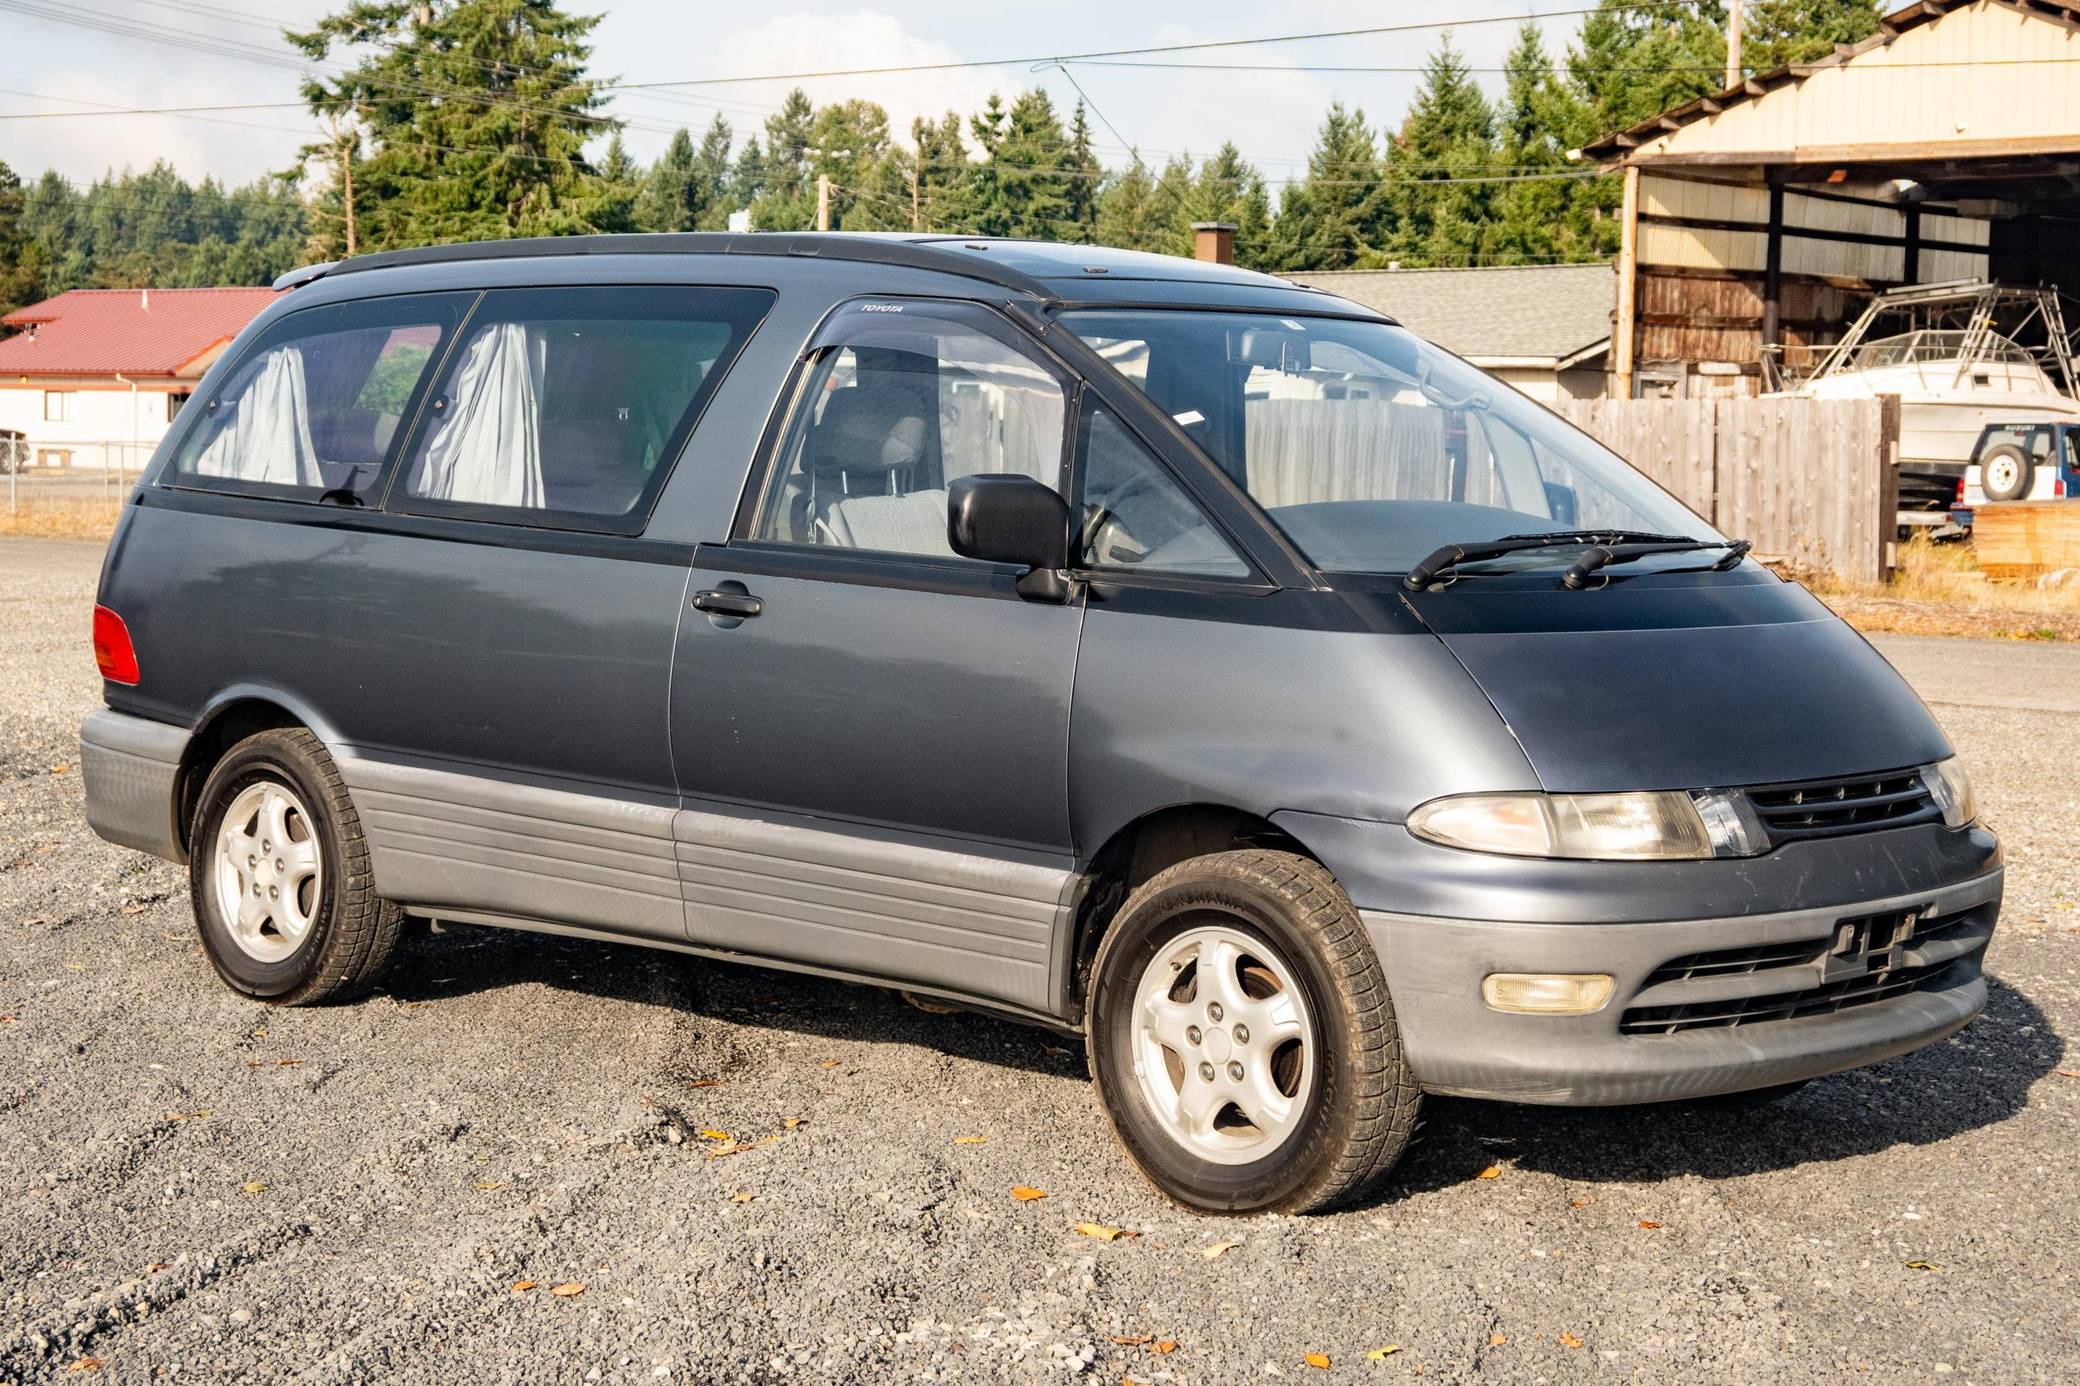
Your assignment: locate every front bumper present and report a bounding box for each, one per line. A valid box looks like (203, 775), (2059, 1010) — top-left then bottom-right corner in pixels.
(80, 708), (190, 862)
(1361, 866), (2001, 1105)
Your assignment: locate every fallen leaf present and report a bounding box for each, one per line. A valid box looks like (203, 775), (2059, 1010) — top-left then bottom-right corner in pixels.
(819, 1059), (841, 1069)
(1366, 1345), (1402, 1360)
(50, 762), (70, 775)
(510, 1280), (537, 1293)
(276, 1058), (302, 1068)
(1904, 1259), (1943, 1272)
(1110, 1334), (1154, 1347)
(1490, 1333), (1507, 1346)
(730, 1190), (757, 1203)
(549, 1282), (585, 1297)
(952, 1135), (988, 1145)
(1153, 1340), (1178, 1355)
(474, 1181), (504, 1192)
(698, 1129), (732, 1142)
(0, 1014), (15, 1025)
(1200, 1240), (1241, 1259)
(1569, 1197), (1594, 1208)
(1637, 1220), (1663, 1230)
(1559, 1331), (1584, 1349)
(240, 1180), (268, 1194)
(145, 1262), (168, 1274)
(1476, 1165), (1502, 1180)
(1075, 1222), (1138, 1241)
(1011, 1185), (1048, 1202)
(66, 1357), (103, 1373)
(782, 1117), (806, 1129)
(120, 903), (148, 915)
(687, 1078), (722, 1089)
(250, 1027), (268, 1038)
(1042, 1044), (1072, 1057)
(1304, 1351), (1331, 1369)
(2056, 1069), (2080, 1079)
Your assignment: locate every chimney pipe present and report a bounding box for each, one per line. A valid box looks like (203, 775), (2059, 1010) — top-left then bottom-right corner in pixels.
(1725, 0), (1743, 90)
(1191, 221), (1237, 266)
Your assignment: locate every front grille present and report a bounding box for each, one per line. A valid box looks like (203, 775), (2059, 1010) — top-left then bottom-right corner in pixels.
(1620, 955), (1961, 1034)
(1620, 905), (1988, 1035)
(1744, 769), (1941, 842)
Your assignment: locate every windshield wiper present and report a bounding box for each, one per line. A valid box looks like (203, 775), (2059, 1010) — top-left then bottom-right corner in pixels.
(1404, 530), (1700, 591)
(1559, 537), (1751, 589)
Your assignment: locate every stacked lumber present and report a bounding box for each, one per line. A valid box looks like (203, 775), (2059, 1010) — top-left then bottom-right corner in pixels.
(1974, 501), (2080, 580)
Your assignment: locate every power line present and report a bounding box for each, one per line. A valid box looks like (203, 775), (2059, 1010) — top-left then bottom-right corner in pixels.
(621, 2), (1703, 90)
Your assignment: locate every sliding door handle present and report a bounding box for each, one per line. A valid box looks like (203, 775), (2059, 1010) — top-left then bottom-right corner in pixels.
(691, 586), (764, 619)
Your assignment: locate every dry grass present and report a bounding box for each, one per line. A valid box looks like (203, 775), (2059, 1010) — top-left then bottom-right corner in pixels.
(0, 497), (122, 541)
(1808, 535), (2080, 642)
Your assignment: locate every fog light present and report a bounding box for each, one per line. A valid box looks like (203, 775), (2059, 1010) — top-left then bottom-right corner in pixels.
(1481, 973), (1615, 1015)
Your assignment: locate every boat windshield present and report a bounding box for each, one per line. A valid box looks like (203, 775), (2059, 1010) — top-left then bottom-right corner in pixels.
(1832, 330), (2041, 373)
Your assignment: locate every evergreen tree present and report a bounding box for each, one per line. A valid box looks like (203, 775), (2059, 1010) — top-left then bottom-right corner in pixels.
(0, 161), (47, 315)
(731, 135), (767, 216)
(912, 113), (970, 232)
(1381, 37), (1497, 266)
(636, 127), (702, 232)
(1490, 21), (1613, 264)
(989, 90), (1073, 239)
(1175, 144), (1274, 269)
(691, 115), (735, 229)
(1063, 101), (1102, 243)
(1274, 103), (1384, 271)
(1094, 157), (1164, 252)
(808, 98), (894, 229)
(1569, 1), (1727, 138)
(594, 130), (642, 234)
(750, 88), (816, 229)
(1742, 0), (1882, 73)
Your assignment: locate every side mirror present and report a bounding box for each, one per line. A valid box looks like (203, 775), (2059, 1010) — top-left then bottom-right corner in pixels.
(948, 473), (1070, 567)
(1543, 481), (1580, 529)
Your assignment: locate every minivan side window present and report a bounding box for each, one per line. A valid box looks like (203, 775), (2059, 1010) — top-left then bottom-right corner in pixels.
(395, 284), (774, 531)
(750, 303), (1067, 560)
(168, 293), (471, 503)
(1077, 406), (1251, 578)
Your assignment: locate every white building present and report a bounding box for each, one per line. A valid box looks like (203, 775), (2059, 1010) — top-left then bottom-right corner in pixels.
(0, 286), (279, 470)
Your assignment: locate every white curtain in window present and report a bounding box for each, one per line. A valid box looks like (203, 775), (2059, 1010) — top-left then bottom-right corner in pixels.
(410, 320), (545, 507)
(192, 345), (323, 486)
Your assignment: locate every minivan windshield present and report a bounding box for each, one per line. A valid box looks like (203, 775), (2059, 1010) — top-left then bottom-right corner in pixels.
(1059, 308), (1719, 575)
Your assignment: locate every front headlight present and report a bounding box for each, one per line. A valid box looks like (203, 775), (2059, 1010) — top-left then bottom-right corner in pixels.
(1407, 789), (1767, 861)
(1921, 757), (1977, 828)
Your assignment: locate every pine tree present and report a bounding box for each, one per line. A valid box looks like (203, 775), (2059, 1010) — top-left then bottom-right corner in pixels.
(1742, 0), (1882, 73)
(594, 130), (642, 234)
(1094, 157), (1164, 252)
(1569, 1), (1727, 139)
(1176, 145), (1274, 268)
(0, 160), (47, 315)
(1381, 37), (1498, 266)
(291, 0), (618, 247)
(751, 88), (816, 229)
(731, 136), (767, 215)
(636, 127), (701, 232)
(1275, 103), (1384, 271)
(808, 99), (894, 229)
(990, 90), (1073, 239)
(1490, 20), (1613, 264)
(1063, 102), (1102, 243)
(691, 115), (735, 229)
(912, 113), (969, 232)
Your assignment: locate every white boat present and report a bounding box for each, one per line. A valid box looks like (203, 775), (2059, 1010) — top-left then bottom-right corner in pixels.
(1779, 282), (2080, 517)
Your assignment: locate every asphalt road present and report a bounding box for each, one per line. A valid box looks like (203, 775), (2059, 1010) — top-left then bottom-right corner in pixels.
(2, 537), (2075, 1384)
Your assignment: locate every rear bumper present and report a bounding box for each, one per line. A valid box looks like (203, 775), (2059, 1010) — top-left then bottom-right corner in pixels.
(1361, 866), (2000, 1105)
(80, 708), (190, 862)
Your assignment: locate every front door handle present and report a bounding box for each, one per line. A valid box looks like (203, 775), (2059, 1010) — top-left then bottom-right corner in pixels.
(691, 586), (764, 619)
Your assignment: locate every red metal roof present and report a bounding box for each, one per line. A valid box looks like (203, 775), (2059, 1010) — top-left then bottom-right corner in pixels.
(0, 286), (279, 379)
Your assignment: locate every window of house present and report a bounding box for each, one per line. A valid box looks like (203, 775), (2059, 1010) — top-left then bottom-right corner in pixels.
(394, 284), (773, 531)
(750, 301), (1068, 560)
(166, 391), (191, 424)
(44, 391), (73, 423)
(168, 293), (474, 502)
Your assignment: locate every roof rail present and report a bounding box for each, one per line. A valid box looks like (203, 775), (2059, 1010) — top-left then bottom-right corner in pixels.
(320, 233), (1060, 300)
(272, 261), (338, 292)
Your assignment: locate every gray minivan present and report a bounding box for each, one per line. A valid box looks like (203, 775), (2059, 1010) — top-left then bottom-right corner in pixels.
(80, 234), (1999, 1213)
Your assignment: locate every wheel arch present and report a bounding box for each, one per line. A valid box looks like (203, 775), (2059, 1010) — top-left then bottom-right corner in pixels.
(1062, 802), (1334, 1024)
(175, 686), (346, 856)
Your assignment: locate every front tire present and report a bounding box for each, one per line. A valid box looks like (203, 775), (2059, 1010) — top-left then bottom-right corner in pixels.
(188, 728), (404, 1005)
(1086, 850), (1420, 1214)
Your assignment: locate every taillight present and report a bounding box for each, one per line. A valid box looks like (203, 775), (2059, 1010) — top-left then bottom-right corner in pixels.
(1955, 477), (1966, 502)
(92, 604), (139, 685)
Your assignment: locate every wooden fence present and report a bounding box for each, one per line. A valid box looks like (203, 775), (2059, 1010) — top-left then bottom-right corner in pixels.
(1555, 395), (1900, 583)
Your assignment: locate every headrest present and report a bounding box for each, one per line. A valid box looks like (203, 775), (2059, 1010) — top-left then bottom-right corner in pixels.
(805, 386), (929, 481)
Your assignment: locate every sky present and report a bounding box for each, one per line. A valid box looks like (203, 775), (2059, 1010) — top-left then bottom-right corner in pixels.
(1, 1), (1596, 191)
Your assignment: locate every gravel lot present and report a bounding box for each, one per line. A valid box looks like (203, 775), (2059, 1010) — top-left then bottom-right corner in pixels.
(3, 535), (2077, 1384)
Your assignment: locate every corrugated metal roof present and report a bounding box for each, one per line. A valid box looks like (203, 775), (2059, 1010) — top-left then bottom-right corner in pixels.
(0, 286), (279, 378)
(1286, 263), (1615, 364)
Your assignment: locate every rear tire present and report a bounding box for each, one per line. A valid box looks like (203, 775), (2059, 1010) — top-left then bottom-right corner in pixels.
(188, 728), (404, 1005)
(1979, 444), (2033, 502)
(1086, 850), (1420, 1214)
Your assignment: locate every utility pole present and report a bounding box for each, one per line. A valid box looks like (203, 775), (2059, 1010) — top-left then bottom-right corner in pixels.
(816, 173), (831, 232)
(910, 148), (921, 231)
(341, 134), (357, 257)
(1725, 0), (1743, 91)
